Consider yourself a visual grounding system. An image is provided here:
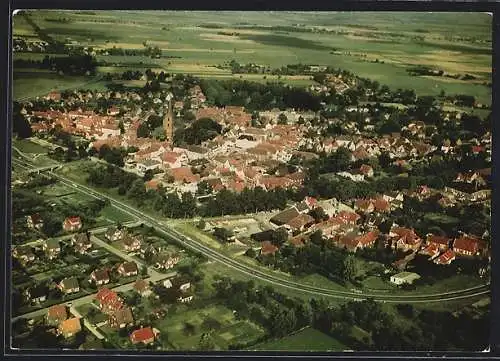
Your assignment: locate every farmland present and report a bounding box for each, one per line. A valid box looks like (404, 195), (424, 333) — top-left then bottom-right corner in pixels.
(13, 11), (491, 104)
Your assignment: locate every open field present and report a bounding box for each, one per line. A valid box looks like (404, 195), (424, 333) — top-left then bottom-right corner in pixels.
(154, 304), (265, 350)
(13, 11), (491, 104)
(13, 70), (109, 100)
(12, 139), (49, 154)
(250, 327), (347, 351)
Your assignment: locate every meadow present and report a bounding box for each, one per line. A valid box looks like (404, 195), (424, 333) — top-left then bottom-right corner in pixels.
(250, 327), (347, 351)
(13, 10), (492, 104)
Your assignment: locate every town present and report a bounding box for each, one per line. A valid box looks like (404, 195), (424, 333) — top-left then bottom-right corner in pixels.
(11, 10), (491, 352)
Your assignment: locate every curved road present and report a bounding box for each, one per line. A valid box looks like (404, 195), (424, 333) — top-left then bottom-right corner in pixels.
(12, 157), (490, 303)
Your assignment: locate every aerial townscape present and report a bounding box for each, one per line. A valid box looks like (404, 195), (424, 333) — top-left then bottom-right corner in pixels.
(11, 10), (491, 352)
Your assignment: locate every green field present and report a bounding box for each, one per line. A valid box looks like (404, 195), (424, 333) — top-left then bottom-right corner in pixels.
(13, 11), (492, 104)
(155, 304), (265, 350)
(251, 327), (347, 351)
(13, 70), (109, 100)
(12, 139), (49, 154)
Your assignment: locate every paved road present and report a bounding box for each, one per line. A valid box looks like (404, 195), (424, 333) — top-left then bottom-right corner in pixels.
(20, 222), (140, 247)
(12, 157), (491, 303)
(90, 234), (163, 279)
(12, 270), (176, 322)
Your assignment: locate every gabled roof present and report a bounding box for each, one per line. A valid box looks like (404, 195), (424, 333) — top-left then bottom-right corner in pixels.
(130, 327), (155, 343)
(111, 307), (134, 325)
(270, 207), (300, 225)
(59, 317), (81, 334)
(453, 236), (484, 253)
(119, 261), (138, 274)
(435, 249), (455, 264)
(92, 269), (110, 281)
(286, 214), (315, 230)
(47, 304), (68, 321)
(261, 241), (278, 256)
(427, 235), (451, 247)
(60, 277), (79, 289)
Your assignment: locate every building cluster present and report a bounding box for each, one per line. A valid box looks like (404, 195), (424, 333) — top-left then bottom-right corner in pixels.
(259, 192), (490, 271)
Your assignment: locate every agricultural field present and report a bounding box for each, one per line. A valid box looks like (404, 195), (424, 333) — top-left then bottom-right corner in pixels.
(250, 327), (347, 351)
(13, 11), (491, 104)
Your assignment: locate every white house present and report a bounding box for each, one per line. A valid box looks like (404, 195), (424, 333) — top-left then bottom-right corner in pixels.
(390, 272), (421, 286)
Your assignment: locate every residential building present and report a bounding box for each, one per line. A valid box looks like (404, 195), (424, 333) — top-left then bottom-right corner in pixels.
(43, 239), (61, 259)
(108, 307), (134, 329)
(117, 261), (139, 277)
(47, 304), (68, 325)
(58, 277), (80, 294)
(105, 227), (125, 242)
(390, 272), (421, 286)
(63, 216), (82, 232)
(133, 279), (152, 297)
(90, 269), (110, 286)
(26, 213), (44, 230)
(72, 233), (92, 254)
(130, 327), (156, 345)
(434, 249), (456, 265)
(58, 317), (82, 338)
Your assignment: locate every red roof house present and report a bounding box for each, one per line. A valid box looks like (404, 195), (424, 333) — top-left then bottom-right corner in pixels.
(130, 327), (156, 345)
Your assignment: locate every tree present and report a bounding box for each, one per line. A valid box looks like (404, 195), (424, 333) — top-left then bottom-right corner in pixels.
(342, 254), (358, 282)
(152, 127), (166, 140)
(198, 332), (215, 350)
(278, 113), (288, 125)
(213, 227), (233, 243)
(143, 169), (154, 182)
(137, 123), (150, 138)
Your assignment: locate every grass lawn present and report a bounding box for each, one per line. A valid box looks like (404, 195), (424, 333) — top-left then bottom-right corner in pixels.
(361, 275), (395, 291)
(154, 304), (263, 350)
(250, 327), (347, 351)
(174, 223), (222, 249)
(297, 273), (347, 291)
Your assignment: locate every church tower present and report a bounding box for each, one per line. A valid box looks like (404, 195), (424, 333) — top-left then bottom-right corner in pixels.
(163, 93), (174, 143)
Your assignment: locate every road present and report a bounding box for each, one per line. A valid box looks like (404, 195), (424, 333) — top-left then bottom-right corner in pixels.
(70, 305), (104, 340)
(12, 157), (491, 303)
(90, 234), (163, 279)
(12, 270), (176, 322)
(20, 221), (140, 247)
